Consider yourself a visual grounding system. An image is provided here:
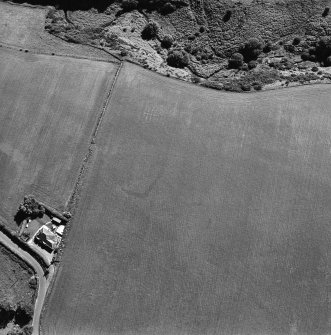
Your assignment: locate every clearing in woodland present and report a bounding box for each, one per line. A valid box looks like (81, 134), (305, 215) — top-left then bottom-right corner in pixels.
(0, 47), (118, 229)
(43, 62), (331, 335)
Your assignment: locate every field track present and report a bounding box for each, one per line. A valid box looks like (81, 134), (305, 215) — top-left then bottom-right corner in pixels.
(42, 62), (331, 335)
(0, 47), (118, 228)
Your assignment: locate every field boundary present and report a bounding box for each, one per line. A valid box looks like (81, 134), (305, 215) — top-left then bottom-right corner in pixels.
(66, 61), (123, 214)
(39, 61), (123, 334)
(1, 0), (49, 10)
(0, 42), (120, 65)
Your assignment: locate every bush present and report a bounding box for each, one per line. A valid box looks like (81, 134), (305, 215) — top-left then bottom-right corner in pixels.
(311, 66), (319, 72)
(141, 21), (159, 40)
(326, 55), (331, 66)
(22, 326), (33, 335)
(121, 0), (138, 11)
(160, 2), (175, 14)
(253, 83), (262, 90)
(240, 38), (263, 62)
(292, 36), (301, 45)
(322, 7), (329, 17)
(309, 54), (316, 61)
(248, 60), (257, 69)
(223, 10), (232, 22)
(284, 43), (295, 52)
(263, 41), (272, 53)
(161, 34), (173, 49)
(241, 83), (251, 91)
(228, 52), (244, 69)
(301, 52), (310, 61)
(167, 49), (189, 68)
(309, 46), (316, 55)
(241, 63), (248, 71)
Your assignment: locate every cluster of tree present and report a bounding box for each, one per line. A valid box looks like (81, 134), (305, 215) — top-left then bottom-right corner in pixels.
(121, 0), (177, 14)
(228, 38), (264, 69)
(306, 37), (331, 66)
(15, 195), (45, 223)
(0, 300), (33, 332)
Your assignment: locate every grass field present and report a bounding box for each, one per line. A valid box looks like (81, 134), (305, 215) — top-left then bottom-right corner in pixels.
(42, 62), (331, 335)
(0, 47), (117, 228)
(0, 244), (35, 306)
(0, 1), (117, 61)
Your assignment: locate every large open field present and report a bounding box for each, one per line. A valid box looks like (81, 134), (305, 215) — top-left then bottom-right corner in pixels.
(0, 47), (118, 228)
(42, 62), (331, 335)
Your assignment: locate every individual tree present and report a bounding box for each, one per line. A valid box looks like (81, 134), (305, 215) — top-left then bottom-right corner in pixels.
(292, 36), (301, 45)
(240, 38), (264, 62)
(161, 34), (174, 49)
(141, 21), (159, 40)
(166, 49), (189, 68)
(315, 37), (331, 65)
(121, 0), (138, 11)
(160, 2), (175, 14)
(228, 52), (244, 68)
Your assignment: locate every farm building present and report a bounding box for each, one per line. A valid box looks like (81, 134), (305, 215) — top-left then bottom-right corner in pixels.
(35, 227), (59, 252)
(55, 225), (65, 237)
(52, 217), (62, 225)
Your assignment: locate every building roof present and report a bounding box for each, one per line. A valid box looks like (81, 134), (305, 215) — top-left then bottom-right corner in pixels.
(35, 227), (59, 251)
(56, 225), (65, 236)
(52, 217), (62, 225)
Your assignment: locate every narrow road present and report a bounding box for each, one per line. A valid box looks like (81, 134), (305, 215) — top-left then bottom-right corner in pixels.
(0, 231), (54, 335)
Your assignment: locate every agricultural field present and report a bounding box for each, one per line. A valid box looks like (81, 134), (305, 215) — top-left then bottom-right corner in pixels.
(0, 1), (117, 61)
(42, 62), (331, 335)
(0, 47), (118, 229)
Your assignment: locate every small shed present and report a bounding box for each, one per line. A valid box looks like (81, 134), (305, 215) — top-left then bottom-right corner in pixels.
(52, 217), (61, 225)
